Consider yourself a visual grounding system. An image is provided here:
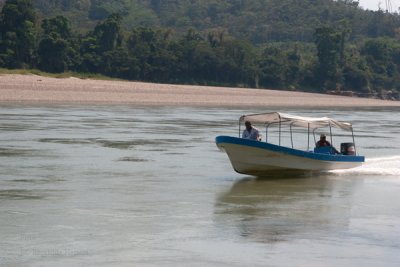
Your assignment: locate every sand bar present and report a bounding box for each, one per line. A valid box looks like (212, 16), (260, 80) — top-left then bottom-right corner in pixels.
(1, 74), (400, 107)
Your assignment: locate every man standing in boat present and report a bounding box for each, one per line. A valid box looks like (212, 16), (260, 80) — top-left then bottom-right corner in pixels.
(242, 121), (261, 141)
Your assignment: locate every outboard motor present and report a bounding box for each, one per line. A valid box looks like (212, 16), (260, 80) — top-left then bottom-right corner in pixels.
(341, 143), (355, 155)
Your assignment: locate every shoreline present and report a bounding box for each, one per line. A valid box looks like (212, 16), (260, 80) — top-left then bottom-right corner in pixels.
(1, 74), (400, 107)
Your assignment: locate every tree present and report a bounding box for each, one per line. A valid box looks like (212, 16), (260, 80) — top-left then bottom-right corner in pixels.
(102, 48), (132, 79)
(38, 35), (68, 72)
(42, 16), (71, 39)
(92, 13), (123, 52)
(38, 16), (78, 73)
(79, 13), (124, 74)
(220, 38), (257, 86)
(314, 26), (342, 90)
(0, 0), (37, 68)
(258, 46), (287, 88)
(342, 59), (370, 93)
(361, 37), (400, 90)
(127, 27), (178, 82)
(285, 47), (301, 88)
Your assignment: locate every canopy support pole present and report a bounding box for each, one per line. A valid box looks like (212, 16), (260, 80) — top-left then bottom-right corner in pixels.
(238, 117), (242, 138)
(313, 129), (317, 146)
(352, 128), (357, 155)
(290, 123), (294, 148)
(329, 123), (333, 145)
(266, 124), (269, 143)
(307, 123), (310, 151)
(279, 117), (282, 146)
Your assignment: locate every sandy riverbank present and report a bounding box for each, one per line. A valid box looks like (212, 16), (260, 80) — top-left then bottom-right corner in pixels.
(1, 74), (399, 107)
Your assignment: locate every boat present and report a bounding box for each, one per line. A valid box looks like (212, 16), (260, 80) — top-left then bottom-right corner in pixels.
(215, 112), (365, 175)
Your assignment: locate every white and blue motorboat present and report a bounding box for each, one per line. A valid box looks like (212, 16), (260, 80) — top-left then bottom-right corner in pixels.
(216, 112), (365, 175)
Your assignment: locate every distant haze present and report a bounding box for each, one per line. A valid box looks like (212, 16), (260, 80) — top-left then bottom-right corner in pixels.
(358, 0), (400, 11)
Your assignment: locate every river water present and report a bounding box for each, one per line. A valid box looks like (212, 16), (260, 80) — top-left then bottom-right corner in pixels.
(0, 105), (399, 266)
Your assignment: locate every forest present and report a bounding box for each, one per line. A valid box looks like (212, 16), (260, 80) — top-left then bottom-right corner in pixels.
(1, 0), (400, 99)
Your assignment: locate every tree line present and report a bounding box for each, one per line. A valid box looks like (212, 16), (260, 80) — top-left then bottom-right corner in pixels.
(31, 0), (400, 44)
(1, 0), (400, 99)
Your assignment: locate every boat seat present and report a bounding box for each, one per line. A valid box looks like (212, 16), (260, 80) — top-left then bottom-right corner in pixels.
(314, 146), (335, 155)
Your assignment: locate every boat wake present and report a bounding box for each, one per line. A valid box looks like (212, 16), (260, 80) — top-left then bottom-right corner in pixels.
(330, 155), (400, 176)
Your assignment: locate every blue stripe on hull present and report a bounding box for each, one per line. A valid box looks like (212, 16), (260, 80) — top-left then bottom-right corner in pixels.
(216, 136), (365, 163)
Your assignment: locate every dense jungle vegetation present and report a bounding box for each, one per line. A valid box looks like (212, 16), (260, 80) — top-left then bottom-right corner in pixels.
(1, 0), (400, 98)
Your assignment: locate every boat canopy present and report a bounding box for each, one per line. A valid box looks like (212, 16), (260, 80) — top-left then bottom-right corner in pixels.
(240, 112), (353, 131)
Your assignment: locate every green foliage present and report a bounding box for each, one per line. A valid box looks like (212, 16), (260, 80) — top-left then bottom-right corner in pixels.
(25, 0), (400, 43)
(0, 0), (36, 67)
(38, 15), (78, 73)
(342, 60), (369, 92)
(258, 46), (287, 88)
(38, 35), (68, 72)
(42, 16), (71, 38)
(314, 26), (342, 89)
(1, 0), (400, 98)
(92, 13), (123, 52)
(79, 13), (124, 74)
(361, 37), (400, 90)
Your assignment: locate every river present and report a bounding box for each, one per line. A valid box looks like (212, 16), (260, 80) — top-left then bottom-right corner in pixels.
(1, 105), (399, 266)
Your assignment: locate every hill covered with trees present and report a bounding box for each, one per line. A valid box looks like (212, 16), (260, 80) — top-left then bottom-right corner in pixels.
(1, 0), (400, 99)
(29, 0), (400, 43)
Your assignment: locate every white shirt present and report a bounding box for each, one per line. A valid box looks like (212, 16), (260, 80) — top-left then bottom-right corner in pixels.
(242, 127), (260, 140)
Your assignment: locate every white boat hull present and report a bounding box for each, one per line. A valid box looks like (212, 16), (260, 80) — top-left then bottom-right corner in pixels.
(216, 136), (364, 175)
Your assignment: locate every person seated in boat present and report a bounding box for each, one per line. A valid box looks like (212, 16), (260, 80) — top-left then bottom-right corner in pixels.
(242, 121), (261, 141)
(316, 134), (339, 153)
(316, 134), (331, 147)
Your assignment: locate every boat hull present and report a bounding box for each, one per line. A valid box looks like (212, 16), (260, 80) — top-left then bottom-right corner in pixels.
(216, 136), (364, 175)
